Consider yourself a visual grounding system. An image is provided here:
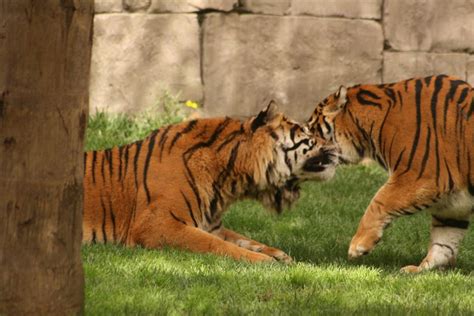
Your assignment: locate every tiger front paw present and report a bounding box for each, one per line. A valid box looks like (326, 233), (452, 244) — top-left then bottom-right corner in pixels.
(260, 246), (293, 264)
(348, 229), (382, 259)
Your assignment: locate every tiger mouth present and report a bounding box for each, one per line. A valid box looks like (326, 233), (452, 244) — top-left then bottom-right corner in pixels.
(303, 151), (335, 172)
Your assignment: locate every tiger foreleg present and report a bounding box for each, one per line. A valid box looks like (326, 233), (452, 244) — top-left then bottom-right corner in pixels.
(348, 179), (436, 259)
(214, 228), (292, 263)
(401, 215), (470, 273)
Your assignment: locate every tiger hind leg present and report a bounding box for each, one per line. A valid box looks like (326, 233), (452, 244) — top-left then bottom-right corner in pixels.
(213, 228), (292, 263)
(401, 215), (470, 273)
(131, 209), (276, 263)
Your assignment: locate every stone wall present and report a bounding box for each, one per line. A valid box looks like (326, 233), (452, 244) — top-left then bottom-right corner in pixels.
(91, 0), (474, 121)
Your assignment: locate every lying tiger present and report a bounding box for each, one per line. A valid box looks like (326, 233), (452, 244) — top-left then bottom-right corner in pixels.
(83, 101), (337, 262)
(308, 75), (474, 272)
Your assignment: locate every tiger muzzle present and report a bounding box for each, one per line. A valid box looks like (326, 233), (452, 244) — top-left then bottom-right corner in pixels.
(303, 148), (337, 172)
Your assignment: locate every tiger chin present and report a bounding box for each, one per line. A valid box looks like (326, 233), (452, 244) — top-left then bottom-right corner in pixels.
(308, 74), (474, 272)
(83, 101), (337, 263)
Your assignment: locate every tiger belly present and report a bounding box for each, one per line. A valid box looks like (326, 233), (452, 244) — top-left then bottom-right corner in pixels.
(429, 190), (474, 220)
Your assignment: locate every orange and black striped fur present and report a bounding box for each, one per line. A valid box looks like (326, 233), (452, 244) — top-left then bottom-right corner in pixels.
(308, 75), (474, 272)
(83, 102), (337, 263)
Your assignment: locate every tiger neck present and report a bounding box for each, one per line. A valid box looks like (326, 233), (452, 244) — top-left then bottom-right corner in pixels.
(342, 104), (389, 169)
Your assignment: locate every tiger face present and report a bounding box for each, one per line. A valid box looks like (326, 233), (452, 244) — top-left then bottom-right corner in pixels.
(307, 86), (364, 165)
(251, 101), (337, 213)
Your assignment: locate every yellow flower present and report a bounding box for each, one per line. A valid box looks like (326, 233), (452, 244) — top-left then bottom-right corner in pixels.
(185, 100), (199, 109)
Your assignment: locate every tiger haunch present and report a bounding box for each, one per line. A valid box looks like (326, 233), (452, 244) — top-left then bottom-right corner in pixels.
(308, 75), (474, 272)
(83, 101), (337, 262)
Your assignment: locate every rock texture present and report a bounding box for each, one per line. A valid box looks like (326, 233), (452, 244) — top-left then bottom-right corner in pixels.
(384, 52), (468, 83)
(384, 0), (474, 52)
(90, 14), (202, 113)
(468, 55), (474, 86)
(149, 0), (237, 13)
(241, 0), (291, 15)
(124, 0), (151, 12)
(90, 1), (474, 117)
(95, 0), (122, 13)
(291, 0), (382, 19)
(202, 14), (383, 120)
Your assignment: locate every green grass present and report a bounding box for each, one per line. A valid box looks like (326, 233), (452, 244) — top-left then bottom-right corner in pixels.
(83, 106), (474, 315)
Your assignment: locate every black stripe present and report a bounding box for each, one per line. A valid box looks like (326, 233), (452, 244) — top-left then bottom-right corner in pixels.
(181, 190), (198, 227)
(92, 151), (97, 183)
(106, 149), (113, 180)
(101, 152), (106, 182)
(83, 152), (87, 173)
(170, 211), (187, 225)
(123, 144), (130, 179)
(424, 76), (432, 87)
(144, 130), (159, 204)
(108, 197), (116, 242)
(209, 196), (219, 218)
(209, 221), (222, 232)
(393, 148), (406, 172)
(377, 103), (391, 163)
(458, 87), (469, 104)
(466, 92), (474, 118)
(101, 197), (108, 244)
(118, 146), (124, 181)
(443, 80), (465, 133)
(431, 76), (443, 187)
(396, 90), (403, 109)
(384, 88), (397, 106)
(159, 126), (172, 161)
(222, 142), (241, 180)
(432, 243), (455, 256)
(417, 127), (431, 180)
(185, 173), (202, 217)
(433, 216), (470, 229)
(444, 159), (454, 191)
(387, 132), (397, 166)
(290, 125), (298, 143)
(184, 118), (232, 162)
(217, 125), (244, 152)
(404, 79), (423, 173)
(133, 141), (143, 190)
(357, 89), (382, 109)
(92, 230), (97, 244)
(284, 151), (292, 172)
(168, 120), (198, 154)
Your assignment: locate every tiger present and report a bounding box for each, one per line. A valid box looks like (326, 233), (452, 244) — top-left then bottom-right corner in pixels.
(83, 101), (337, 263)
(307, 74), (474, 272)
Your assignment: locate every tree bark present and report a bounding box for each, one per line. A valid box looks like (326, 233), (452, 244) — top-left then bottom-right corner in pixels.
(0, 0), (93, 314)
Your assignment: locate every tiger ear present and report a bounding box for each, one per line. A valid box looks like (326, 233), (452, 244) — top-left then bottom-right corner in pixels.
(323, 85), (347, 116)
(251, 99), (280, 131)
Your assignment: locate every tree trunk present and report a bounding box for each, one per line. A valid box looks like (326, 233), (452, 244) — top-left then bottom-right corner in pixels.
(0, 1), (93, 314)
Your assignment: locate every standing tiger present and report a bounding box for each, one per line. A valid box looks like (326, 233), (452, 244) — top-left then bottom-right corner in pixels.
(83, 102), (337, 263)
(308, 75), (474, 272)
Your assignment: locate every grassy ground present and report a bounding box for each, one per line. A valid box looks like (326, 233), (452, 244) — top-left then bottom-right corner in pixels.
(84, 105), (474, 315)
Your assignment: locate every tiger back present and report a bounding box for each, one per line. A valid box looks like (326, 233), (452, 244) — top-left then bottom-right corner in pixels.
(308, 75), (474, 272)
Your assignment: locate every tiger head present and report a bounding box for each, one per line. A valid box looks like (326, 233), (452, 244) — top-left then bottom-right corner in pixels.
(307, 85), (364, 165)
(247, 100), (338, 213)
